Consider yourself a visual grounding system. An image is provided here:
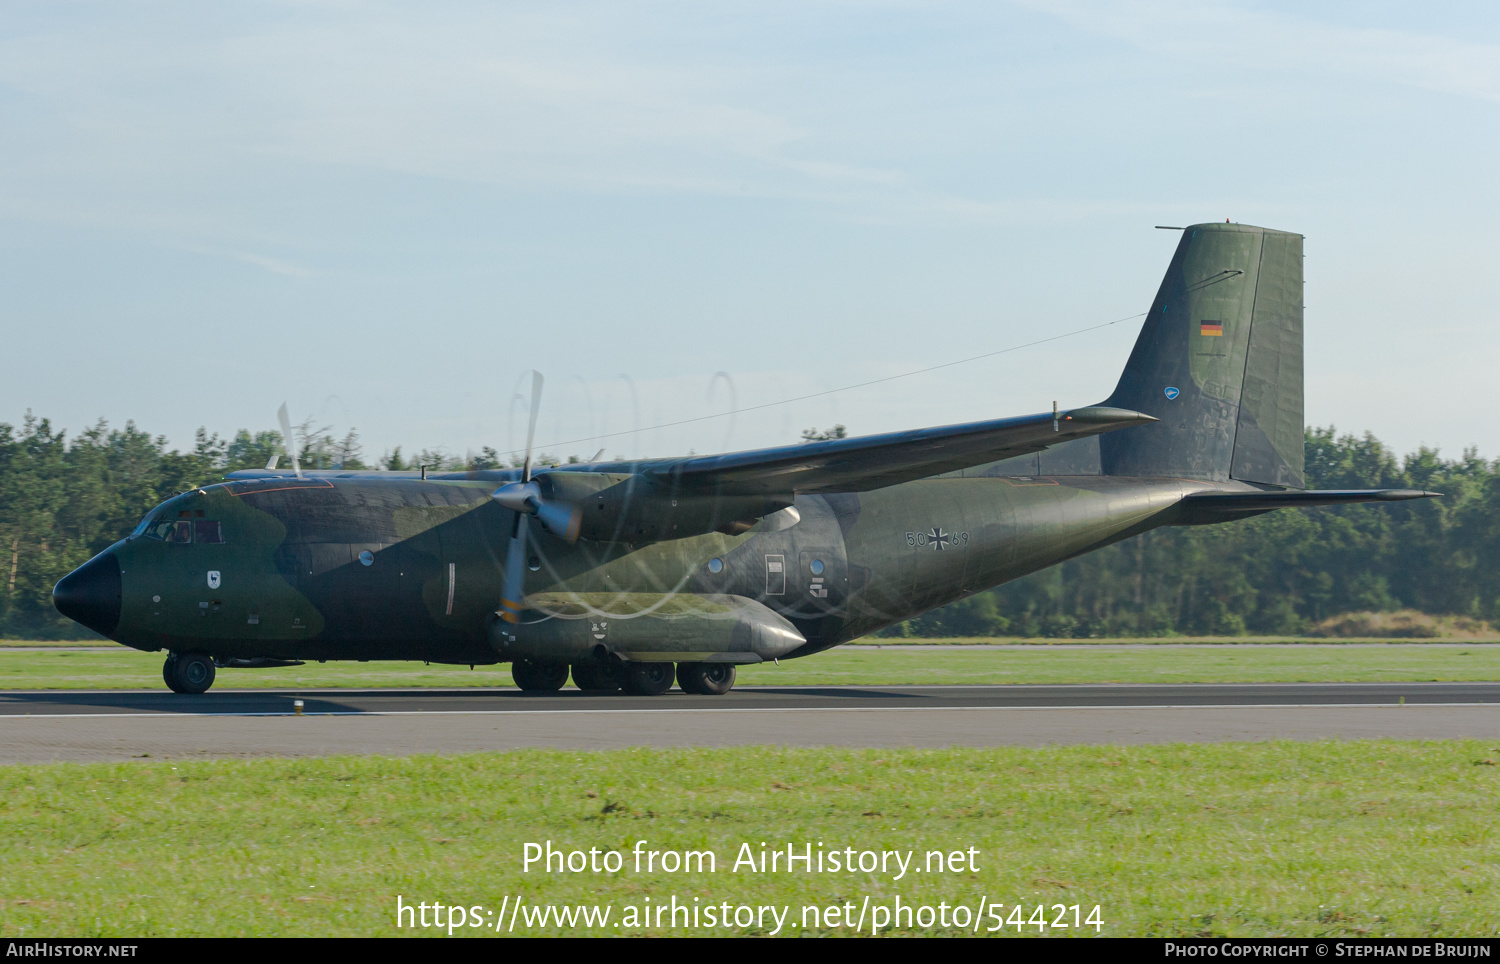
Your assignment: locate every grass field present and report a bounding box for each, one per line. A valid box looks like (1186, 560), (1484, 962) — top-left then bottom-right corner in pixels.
(2, 741), (1497, 937)
(8, 635), (1499, 648)
(2, 644), (1499, 690)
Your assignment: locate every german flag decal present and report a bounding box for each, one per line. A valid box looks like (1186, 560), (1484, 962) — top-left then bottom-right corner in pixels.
(1200, 320), (1224, 337)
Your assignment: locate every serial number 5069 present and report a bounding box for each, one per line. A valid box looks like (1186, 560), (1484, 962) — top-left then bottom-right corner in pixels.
(987, 904), (1102, 932)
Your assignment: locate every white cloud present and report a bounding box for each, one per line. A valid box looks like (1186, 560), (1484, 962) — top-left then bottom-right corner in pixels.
(228, 251), (316, 277)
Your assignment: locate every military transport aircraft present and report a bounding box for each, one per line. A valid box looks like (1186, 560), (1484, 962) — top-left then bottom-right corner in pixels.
(53, 222), (1434, 695)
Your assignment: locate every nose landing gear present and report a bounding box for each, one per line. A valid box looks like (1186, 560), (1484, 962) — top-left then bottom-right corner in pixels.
(163, 652), (216, 694)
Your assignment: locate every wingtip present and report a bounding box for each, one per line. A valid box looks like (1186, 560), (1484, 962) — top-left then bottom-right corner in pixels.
(1375, 489), (1442, 501)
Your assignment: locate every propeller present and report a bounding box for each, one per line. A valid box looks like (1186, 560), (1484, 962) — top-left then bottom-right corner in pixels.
(493, 372), (582, 628)
(276, 403), (303, 479)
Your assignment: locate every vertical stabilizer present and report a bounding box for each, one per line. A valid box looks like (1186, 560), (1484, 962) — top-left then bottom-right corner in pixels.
(1100, 222), (1304, 487)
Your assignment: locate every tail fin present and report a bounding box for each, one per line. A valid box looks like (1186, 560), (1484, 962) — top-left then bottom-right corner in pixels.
(1100, 222), (1304, 487)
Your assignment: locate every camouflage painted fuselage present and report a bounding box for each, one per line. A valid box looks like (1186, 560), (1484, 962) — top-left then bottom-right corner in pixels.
(103, 469), (1223, 663)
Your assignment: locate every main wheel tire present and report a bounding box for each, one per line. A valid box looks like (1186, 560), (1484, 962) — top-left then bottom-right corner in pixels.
(165, 652), (216, 695)
(622, 661), (675, 696)
(511, 659), (569, 692)
(571, 659), (624, 692)
(677, 662), (737, 696)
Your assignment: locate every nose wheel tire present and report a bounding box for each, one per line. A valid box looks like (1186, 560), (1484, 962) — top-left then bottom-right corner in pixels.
(622, 661), (675, 696)
(511, 659), (569, 692)
(571, 658), (624, 692)
(163, 652), (216, 695)
(677, 662), (737, 695)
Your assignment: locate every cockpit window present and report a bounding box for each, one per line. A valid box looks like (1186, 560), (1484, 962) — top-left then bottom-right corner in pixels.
(143, 520), (192, 543)
(138, 513), (225, 544)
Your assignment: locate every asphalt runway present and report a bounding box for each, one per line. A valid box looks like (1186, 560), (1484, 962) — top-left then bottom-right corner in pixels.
(2, 683), (1498, 763)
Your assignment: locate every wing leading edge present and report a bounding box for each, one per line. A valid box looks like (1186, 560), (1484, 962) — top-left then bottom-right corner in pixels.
(647, 406), (1156, 496)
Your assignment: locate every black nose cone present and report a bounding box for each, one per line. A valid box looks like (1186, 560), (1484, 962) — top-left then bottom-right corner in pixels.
(53, 551), (122, 637)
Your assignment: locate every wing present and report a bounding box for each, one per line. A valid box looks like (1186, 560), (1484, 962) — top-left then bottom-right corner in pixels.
(646, 406), (1156, 495)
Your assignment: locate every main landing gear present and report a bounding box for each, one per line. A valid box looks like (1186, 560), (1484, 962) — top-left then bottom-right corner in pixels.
(622, 661), (674, 696)
(510, 659), (570, 692)
(676, 662), (737, 696)
(570, 658), (625, 692)
(163, 652), (216, 694)
(510, 658), (739, 696)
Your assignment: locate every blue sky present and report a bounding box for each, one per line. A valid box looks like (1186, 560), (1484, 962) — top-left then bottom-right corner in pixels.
(2, 1), (1497, 463)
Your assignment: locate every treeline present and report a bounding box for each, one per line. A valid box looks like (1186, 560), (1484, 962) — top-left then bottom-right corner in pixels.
(2, 413), (1498, 639)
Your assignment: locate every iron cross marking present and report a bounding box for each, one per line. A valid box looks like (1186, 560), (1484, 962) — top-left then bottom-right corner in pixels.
(928, 528), (949, 550)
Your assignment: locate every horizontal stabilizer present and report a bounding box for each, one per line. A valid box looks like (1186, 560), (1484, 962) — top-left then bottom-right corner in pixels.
(649, 406), (1156, 495)
(1182, 489), (1439, 510)
(1174, 487), (1438, 525)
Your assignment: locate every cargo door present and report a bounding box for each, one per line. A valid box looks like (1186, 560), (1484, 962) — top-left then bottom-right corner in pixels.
(764, 554), (786, 596)
(436, 504), (505, 632)
(346, 542), (400, 639)
(303, 543), (354, 636)
(395, 533), (446, 636)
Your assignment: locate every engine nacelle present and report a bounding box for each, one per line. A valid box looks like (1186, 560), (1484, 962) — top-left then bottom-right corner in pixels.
(535, 472), (791, 543)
